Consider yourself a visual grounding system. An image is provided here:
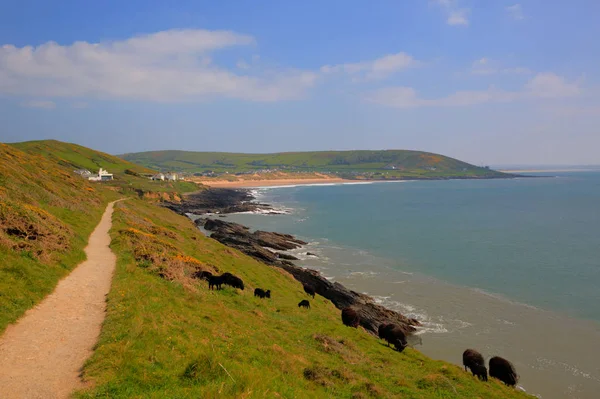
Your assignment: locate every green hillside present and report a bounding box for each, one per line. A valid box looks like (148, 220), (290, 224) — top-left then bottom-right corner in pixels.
(1, 140), (528, 398)
(0, 143), (119, 331)
(12, 140), (199, 195)
(120, 149), (509, 179)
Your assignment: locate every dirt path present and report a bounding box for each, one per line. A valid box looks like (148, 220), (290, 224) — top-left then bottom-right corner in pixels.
(0, 200), (122, 399)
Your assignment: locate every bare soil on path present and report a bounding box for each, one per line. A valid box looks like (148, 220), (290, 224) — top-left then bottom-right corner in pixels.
(0, 200), (122, 399)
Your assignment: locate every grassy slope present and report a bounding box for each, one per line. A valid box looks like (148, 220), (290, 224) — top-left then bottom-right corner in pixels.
(76, 198), (529, 398)
(0, 143), (120, 332)
(120, 149), (507, 179)
(12, 140), (199, 194)
(2, 140), (527, 398)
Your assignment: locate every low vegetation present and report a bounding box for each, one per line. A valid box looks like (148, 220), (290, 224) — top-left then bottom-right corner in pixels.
(12, 140), (200, 196)
(120, 149), (508, 180)
(0, 143), (118, 332)
(76, 198), (528, 398)
(1, 140), (527, 398)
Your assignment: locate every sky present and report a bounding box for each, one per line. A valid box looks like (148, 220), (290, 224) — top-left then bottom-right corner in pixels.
(0, 0), (599, 165)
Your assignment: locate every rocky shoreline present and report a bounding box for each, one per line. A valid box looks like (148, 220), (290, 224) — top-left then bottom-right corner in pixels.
(165, 188), (422, 337)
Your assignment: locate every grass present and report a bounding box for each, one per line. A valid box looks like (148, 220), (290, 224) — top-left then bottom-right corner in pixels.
(75, 198), (530, 398)
(11, 140), (201, 196)
(120, 149), (509, 179)
(0, 140), (196, 332)
(0, 143), (120, 332)
(2, 140), (527, 398)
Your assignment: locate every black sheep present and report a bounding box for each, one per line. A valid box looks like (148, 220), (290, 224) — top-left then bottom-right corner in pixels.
(254, 288), (271, 299)
(489, 356), (518, 386)
(378, 323), (394, 346)
(208, 275), (223, 290)
(221, 272), (244, 290)
(341, 307), (360, 328)
(194, 270), (213, 281)
(463, 349), (488, 381)
(381, 325), (408, 352)
(298, 299), (310, 309)
(303, 285), (316, 298)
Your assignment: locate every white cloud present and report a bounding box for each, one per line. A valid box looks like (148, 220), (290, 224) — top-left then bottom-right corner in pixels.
(526, 72), (581, 98)
(506, 4), (524, 20)
(0, 29), (318, 102)
(20, 100), (56, 109)
(320, 52), (418, 80)
(434, 0), (470, 26)
(447, 9), (470, 26)
(471, 58), (532, 75)
(368, 73), (581, 108)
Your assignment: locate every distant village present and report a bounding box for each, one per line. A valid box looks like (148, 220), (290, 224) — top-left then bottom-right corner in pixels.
(74, 168), (187, 182)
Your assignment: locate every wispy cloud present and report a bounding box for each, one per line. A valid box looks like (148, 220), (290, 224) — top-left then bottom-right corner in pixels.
(0, 29), (318, 102)
(434, 0), (470, 26)
(19, 100), (56, 109)
(471, 58), (531, 75)
(321, 52), (419, 81)
(506, 4), (525, 20)
(367, 73), (581, 108)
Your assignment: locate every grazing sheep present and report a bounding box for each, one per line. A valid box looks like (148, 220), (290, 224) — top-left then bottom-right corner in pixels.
(221, 272), (244, 290)
(489, 356), (518, 386)
(379, 325), (408, 352)
(341, 307), (360, 328)
(208, 275), (224, 290)
(194, 270), (213, 281)
(254, 288), (270, 299)
(378, 323), (394, 346)
(303, 285), (316, 298)
(298, 299), (310, 309)
(463, 349), (488, 381)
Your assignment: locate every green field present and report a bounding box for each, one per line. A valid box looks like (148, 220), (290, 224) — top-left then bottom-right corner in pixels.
(1, 140), (528, 398)
(120, 149), (510, 179)
(12, 140), (200, 195)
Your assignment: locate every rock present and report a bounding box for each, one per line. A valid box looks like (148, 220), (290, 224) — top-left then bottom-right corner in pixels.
(306, 252), (317, 257)
(277, 252), (299, 261)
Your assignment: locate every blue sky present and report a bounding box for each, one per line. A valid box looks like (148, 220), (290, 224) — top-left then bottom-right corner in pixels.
(1, 0), (599, 165)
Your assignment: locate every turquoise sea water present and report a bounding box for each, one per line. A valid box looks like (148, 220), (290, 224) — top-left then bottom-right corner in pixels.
(242, 172), (600, 322)
(221, 172), (600, 398)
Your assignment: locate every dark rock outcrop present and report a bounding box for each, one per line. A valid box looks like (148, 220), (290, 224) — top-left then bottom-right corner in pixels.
(165, 188), (272, 215)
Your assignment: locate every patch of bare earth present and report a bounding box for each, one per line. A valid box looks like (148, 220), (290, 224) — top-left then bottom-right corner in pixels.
(0, 200), (121, 399)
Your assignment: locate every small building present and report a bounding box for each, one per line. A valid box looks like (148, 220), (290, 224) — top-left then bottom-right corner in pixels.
(74, 169), (92, 178)
(165, 173), (178, 181)
(88, 168), (113, 181)
(151, 173), (165, 181)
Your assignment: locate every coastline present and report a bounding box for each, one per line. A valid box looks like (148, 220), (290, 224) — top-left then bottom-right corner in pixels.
(190, 177), (352, 188)
(164, 187), (422, 337)
(213, 182), (600, 399)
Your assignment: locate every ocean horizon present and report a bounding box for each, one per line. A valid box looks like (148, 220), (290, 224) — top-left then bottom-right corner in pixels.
(222, 171), (600, 399)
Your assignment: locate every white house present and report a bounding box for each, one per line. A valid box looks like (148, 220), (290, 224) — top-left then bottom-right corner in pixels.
(165, 173), (178, 181)
(88, 168), (113, 181)
(151, 173), (165, 181)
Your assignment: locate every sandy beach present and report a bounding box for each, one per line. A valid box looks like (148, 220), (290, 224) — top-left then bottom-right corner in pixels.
(192, 177), (352, 188)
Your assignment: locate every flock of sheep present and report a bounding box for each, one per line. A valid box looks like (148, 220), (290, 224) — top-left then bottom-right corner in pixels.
(200, 270), (519, 389)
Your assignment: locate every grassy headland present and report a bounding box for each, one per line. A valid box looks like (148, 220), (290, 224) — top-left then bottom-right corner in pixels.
(1, 140), (528, 398)
(120, 149), (511, 180)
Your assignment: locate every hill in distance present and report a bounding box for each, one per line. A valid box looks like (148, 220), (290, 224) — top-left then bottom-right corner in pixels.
(120, 149), (510, 180)
(12, 140), (199, 195)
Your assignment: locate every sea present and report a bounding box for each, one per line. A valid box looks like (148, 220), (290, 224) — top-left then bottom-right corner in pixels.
(218, 171), (600, 399)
